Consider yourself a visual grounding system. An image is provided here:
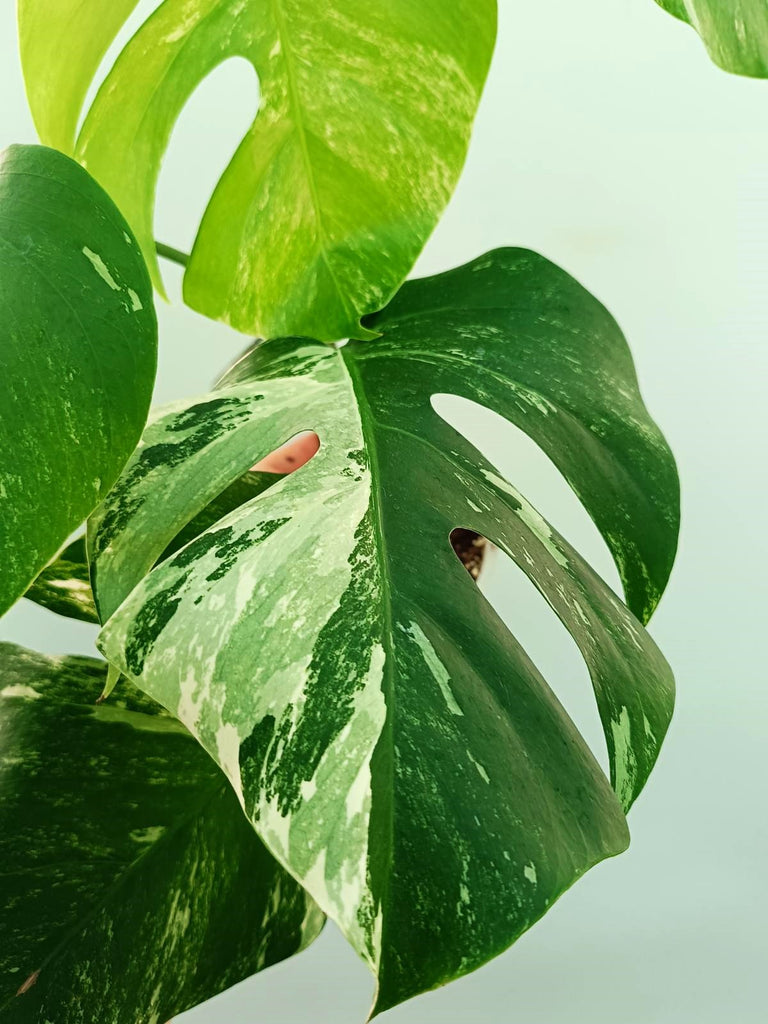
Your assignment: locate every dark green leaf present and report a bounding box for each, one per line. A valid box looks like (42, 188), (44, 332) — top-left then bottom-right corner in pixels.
(19, 0), (497, 341)
(0, 643), (324, 1023)
(91, 249), (677, 1012)
(0, 144), (157, 617)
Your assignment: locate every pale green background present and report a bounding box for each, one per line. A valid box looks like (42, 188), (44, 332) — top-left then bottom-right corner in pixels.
(1, 1), (765, 1022)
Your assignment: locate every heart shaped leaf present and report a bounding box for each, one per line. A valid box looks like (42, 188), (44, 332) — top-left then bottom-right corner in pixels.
(0, 642), (324, 1023)
(654, 1), (768, 76)
(92, 248), (678, 1012)
(0, 144), (157, 617)
(19, 0), (497, 341)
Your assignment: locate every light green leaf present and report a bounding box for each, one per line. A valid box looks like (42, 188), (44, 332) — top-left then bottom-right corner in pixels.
(19, 0), (497, 342)
(0, 144), (157, 617)
(92, 249), (677, 1013)
(0, 642), (324, 1023)
(655, 0), (768, 76)
(17, 2), (143, 153)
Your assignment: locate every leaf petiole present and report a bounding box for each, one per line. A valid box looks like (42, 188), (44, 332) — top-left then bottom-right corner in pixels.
(155, 241), (190, 268)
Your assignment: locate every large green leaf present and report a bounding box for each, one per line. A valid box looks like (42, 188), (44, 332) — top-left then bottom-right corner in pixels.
(92, 249), (678, 1013)
(0, 144), (157, 617)
(0, 642), (324, 1023)
(655, 1), (768, 76)
(19, 0), (497, 342)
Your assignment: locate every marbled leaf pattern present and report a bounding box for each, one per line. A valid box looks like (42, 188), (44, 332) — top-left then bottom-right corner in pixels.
(0, 144), (157, 617)
(0, 643), (324, 1023)
(93, 249), (679, 1012)
(23, 473), (282, 625)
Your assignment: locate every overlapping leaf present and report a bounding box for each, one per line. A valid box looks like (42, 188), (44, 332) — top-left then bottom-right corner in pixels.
(654, 1), (768, 76)
(91, 248), (678, 1013)
(23, 536), (98, 623)
(0, 144), (157, 616)
(23, 471), (282, 624)
(19, 0), (497, 341)
(0, 643), (324, 1023)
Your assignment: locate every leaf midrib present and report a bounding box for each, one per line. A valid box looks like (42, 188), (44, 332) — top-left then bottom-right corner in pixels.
(336, 345), (395, 968)
(347, 345), (669, 569)
(269, 0), (354, 326)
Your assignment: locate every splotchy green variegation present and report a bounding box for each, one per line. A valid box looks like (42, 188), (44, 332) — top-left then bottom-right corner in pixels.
(654, 1), (768, 76)
(19, 0), (497, 341)
(92, 249), (678, 1013)
(0, 144), (157, 617)
(22, 473), (283, 626)
(0, 643), (323, 1024)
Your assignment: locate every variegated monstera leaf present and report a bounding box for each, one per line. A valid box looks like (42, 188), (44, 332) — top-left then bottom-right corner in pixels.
(0, 643), (323, 1024)
(18, 0), (496, 341)
(91, 248), (678, 1013)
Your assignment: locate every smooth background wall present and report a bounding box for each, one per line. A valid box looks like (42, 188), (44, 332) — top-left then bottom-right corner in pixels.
(1, 2), (765, 1022)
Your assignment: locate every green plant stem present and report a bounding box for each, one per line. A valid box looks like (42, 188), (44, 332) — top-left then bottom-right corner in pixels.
(155, 241), (190, 267)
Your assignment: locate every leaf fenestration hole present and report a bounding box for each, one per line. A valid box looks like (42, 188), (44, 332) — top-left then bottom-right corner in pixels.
(453, 528), (608, 774)
(154, 57), (260, 279)
(252, 431), (320, 474)
(450, 528), (488, 580)
(431, 393), (622, 596)
(156, 432), (320, 567)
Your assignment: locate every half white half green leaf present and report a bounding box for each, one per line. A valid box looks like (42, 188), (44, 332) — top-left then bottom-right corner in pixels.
(654, 1), (768, 76)
(0, 144), (157, 616)
(0, 643), (324, 1023)
(92, 248), (678, 1013)
(19, 0), (497, 341)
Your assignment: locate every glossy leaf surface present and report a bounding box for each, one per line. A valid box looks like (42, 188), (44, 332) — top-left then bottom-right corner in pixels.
(0, 643), (324, 1023)
(655, 1), (768, 76)
(19, 0), (497, 341)
(93, 249), (678, 1012)
(0, 144), (157, 616)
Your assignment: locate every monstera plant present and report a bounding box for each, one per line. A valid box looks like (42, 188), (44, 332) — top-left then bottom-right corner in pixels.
(0, 1), (760, 1021)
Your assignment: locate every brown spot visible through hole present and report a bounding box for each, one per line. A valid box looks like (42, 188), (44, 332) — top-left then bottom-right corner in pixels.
(450, 529), (487, 580)
(252, 432), (319, 474)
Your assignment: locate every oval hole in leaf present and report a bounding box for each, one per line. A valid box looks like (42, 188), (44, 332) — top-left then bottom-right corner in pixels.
(449, 527), (488, 581)
(432, 393), (622, 596)
(253, 431), (320, 474)
(154, 56), (260, 286)
(449, 526), (608, 774)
